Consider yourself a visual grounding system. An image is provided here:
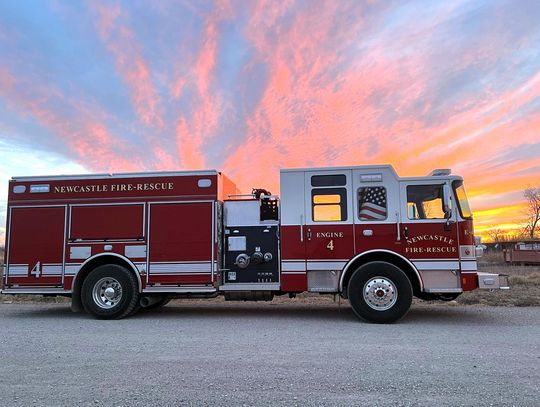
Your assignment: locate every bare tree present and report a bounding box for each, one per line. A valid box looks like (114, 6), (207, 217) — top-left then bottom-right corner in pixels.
(488, 226), (504, 243)
(524, 186), (540, 239)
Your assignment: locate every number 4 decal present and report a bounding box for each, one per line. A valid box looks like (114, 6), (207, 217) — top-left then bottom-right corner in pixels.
(326, 240), (334, 251)
(31, 261), (41, 278)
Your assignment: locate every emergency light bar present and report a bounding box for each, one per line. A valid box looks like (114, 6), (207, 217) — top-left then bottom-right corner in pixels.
(429, 169), (451, 176)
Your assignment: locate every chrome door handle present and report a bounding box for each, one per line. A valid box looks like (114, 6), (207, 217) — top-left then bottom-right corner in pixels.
(300, 214), (304, 242)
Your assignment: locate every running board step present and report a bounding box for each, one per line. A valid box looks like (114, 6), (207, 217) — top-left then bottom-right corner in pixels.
(143, 286), (217, 294)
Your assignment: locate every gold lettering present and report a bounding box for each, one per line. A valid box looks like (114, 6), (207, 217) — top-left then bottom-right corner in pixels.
(53, 181), (175, 194)
(316, 232), (345, 238)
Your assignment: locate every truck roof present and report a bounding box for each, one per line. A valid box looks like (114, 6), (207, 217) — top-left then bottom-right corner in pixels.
(10, 169), (220, 182)
(280, 164), (462, 181)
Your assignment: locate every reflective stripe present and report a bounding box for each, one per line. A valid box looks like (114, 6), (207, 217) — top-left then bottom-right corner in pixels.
(460, 261), (478, 271)
(65, 264), (81, 275)
(281, 261), (306, 272)
(135, 263), (146, 272)
(307, 261), (347, 271)
(7, 265), (28, 276)
(149, 262), (212, 273)
(42, 264), (63, 275)
(413, 261), (459, 271)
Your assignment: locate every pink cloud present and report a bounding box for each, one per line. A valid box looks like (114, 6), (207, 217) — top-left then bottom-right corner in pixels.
(91, 1), (164, 129)
(175, 117), (205, 169)
(0, 67), (138, 172)
(222, 2), (430, 191)
(171, 2), (232, 169)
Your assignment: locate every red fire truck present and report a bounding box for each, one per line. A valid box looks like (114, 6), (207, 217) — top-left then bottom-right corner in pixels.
(1, 166), (509, 322)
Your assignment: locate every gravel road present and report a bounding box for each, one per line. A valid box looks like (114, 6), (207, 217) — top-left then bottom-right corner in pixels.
(0, 301), (538, 407)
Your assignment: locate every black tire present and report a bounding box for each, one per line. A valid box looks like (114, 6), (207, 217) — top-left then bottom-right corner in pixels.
(81, 264), (140, 320)
(438, 293), (461, 301)
(347, 261), (412, 323)
(415, 292), (439, 301)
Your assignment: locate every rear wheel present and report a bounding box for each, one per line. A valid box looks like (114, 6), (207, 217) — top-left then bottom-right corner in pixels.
(81, 264), (139, 319)
(348, 261), (412, 323)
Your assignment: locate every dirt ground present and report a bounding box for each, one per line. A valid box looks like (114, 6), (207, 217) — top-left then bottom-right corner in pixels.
(454, 252), (540, 307)
(1, 249), (539, 307)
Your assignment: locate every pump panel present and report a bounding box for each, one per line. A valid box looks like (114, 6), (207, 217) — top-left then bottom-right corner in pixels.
(222, 199), (280, 290)
(223, 225), (279, 284)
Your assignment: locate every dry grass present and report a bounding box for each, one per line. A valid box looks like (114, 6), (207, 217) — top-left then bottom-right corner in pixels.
(454, 251), (540, 307)
(1, 248), (539, 307)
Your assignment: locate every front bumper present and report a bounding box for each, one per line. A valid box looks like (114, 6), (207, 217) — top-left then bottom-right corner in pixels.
(477, 272), (510, 290)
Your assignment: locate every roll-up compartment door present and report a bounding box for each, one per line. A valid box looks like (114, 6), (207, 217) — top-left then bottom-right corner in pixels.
(6, 206), (66, 287)
(148, 202), (214, 286)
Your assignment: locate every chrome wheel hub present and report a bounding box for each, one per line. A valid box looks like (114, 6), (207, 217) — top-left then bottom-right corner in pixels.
(92, 277), (123, 309)
(363, 277), (397, 311)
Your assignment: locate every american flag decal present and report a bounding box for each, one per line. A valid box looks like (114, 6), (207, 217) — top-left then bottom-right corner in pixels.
(359, 187), (387, 220)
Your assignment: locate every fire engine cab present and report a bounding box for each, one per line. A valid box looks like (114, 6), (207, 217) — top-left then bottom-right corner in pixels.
(1, 165), (509, 322)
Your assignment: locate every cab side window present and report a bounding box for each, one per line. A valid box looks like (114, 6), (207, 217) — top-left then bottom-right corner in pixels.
(406, 184), (445, 219)
(310, 174), (348, 222)
(358, 187), (387, 220)
(311, 188), (347, 222)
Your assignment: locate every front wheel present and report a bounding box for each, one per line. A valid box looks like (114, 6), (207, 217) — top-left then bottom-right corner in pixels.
(81, 264), (140, 319)
(347, 261), (412, 323)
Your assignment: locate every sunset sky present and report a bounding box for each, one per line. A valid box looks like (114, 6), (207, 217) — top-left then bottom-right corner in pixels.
(1, 0), (540, 243)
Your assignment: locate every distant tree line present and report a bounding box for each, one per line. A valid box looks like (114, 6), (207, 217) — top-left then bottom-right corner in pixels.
(524, 186), (540, 239)
(487, 185), (540, 243)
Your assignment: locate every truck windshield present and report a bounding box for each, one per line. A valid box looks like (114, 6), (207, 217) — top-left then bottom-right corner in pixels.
(453, 180), (472, 219)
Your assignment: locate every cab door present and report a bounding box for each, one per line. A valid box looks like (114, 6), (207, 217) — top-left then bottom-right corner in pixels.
(303, 170), (354, 291)
(352, 168), (401, 253)
(399, 181), (461, 292)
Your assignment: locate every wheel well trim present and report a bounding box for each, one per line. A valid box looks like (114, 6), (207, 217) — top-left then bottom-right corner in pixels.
(339, 249), (423, 292)
(71, 253), (143, 293)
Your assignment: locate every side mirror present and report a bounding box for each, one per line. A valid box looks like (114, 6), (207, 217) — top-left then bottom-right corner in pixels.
(442, 184), (452, 219)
